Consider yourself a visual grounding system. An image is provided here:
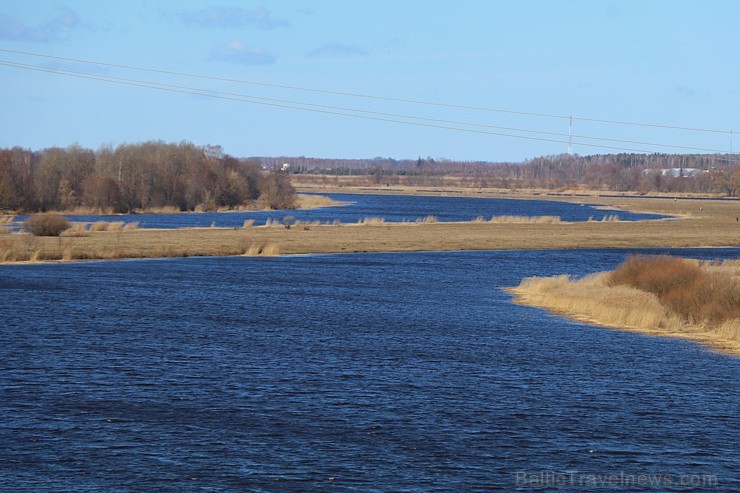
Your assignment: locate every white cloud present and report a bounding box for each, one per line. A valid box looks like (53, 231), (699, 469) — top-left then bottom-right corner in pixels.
(0, 8), (80, 43)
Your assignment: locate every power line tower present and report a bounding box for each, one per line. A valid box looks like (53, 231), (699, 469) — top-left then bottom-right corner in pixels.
(567, 115), (573, 155)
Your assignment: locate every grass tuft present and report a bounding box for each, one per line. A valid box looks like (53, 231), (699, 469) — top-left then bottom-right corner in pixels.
(358, 217), (385, 225)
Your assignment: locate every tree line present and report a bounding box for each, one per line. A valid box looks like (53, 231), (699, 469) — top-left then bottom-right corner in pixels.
(0, 141), (296, 213)
(260, 152), (740, 196)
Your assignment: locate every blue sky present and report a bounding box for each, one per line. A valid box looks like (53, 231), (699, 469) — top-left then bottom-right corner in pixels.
(0, 1), (738, 161)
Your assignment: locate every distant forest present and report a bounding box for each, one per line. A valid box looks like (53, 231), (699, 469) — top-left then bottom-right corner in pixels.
(258, 153), (740, 196)
(2, 142), (739, 214)
(0, 142), (295, 213)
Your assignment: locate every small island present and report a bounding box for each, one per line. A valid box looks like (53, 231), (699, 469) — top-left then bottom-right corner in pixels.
(508, 255), (740, 357)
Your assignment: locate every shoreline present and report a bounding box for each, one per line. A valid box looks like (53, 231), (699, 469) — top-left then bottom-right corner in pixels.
(1, 193), (343, 218)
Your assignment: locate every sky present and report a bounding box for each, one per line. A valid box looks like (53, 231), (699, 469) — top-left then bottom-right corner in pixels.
(0, 0), (738, 162)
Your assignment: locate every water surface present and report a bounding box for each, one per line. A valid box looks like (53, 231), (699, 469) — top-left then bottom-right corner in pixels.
(1, 248), (737, 491)
(13, 193), (665, 229)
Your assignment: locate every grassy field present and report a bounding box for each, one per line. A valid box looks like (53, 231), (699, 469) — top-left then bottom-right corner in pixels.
(1, 192), (738, 264)
(508, 256), (740, 357)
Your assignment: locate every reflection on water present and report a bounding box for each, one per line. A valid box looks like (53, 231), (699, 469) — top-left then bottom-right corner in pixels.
(0, 248), (737, 491)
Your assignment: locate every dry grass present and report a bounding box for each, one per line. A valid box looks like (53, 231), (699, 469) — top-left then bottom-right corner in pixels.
(64, 222), (90, 236)
(357, 217), (385, 225)
(90, 221), (109, 232)
(135, 205), (181, 214)
(509, 257), (740, 357)
(489, 215), (562, 224)
(416, 215), (438, 224)
(0, 215), (14, 234)
(295, 194), (342, 209)
(241, 240), (280, 256)
(242, 219), (255, 229)
(1, 196), (738, 266)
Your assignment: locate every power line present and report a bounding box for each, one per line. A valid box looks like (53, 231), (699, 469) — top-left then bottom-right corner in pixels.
(0, 47), (734, 136)
(2, 59), (735, 158)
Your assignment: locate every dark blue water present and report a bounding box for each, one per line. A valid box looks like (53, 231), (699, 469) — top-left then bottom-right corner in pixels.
(13, 193), (665, 229)
(1, 248), (737, 492)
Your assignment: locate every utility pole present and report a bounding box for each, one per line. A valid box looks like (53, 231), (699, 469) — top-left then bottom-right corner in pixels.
(731, 130), (734, 154)
(567, 116), (573, 155)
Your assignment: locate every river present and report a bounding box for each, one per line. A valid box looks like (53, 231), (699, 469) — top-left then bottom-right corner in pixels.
(1, 247), (737, 491)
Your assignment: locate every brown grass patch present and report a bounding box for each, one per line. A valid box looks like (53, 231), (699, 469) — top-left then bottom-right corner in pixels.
(608, 255), (740, 326)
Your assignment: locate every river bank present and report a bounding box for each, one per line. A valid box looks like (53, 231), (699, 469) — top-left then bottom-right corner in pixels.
(1, 193), (737, 264)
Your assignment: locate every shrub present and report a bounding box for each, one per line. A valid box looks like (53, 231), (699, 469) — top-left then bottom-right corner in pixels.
(608, 255), (739, 325)
(22, 214), (71, 236)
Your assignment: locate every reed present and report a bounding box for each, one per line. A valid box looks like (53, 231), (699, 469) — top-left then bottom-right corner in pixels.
(90, 221), (109, 232)
(296, 194), (342, 209)
(358, 217), (385, 225)
(489, 215), (561, 224)
(135, 205), (181, 214)
(122, 222), (140, 231)
(242, 241), (280, 256)
(417, 215), (438, 224)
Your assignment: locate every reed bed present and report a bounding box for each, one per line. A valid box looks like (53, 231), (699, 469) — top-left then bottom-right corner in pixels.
(0, 215), (14, 234)
(357, 217), (386, 225)
(135, 205), (181, 214)
(295, 194), (342, 209)
(88, 221), (126, 232)
(294, 220), (323, 229)
(242, 241), (280, 256)
(64, 222), (90, 236)
(509, 255), (740, 356)
(416, 215), (438, 224)
(489, 215), (561, 224)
